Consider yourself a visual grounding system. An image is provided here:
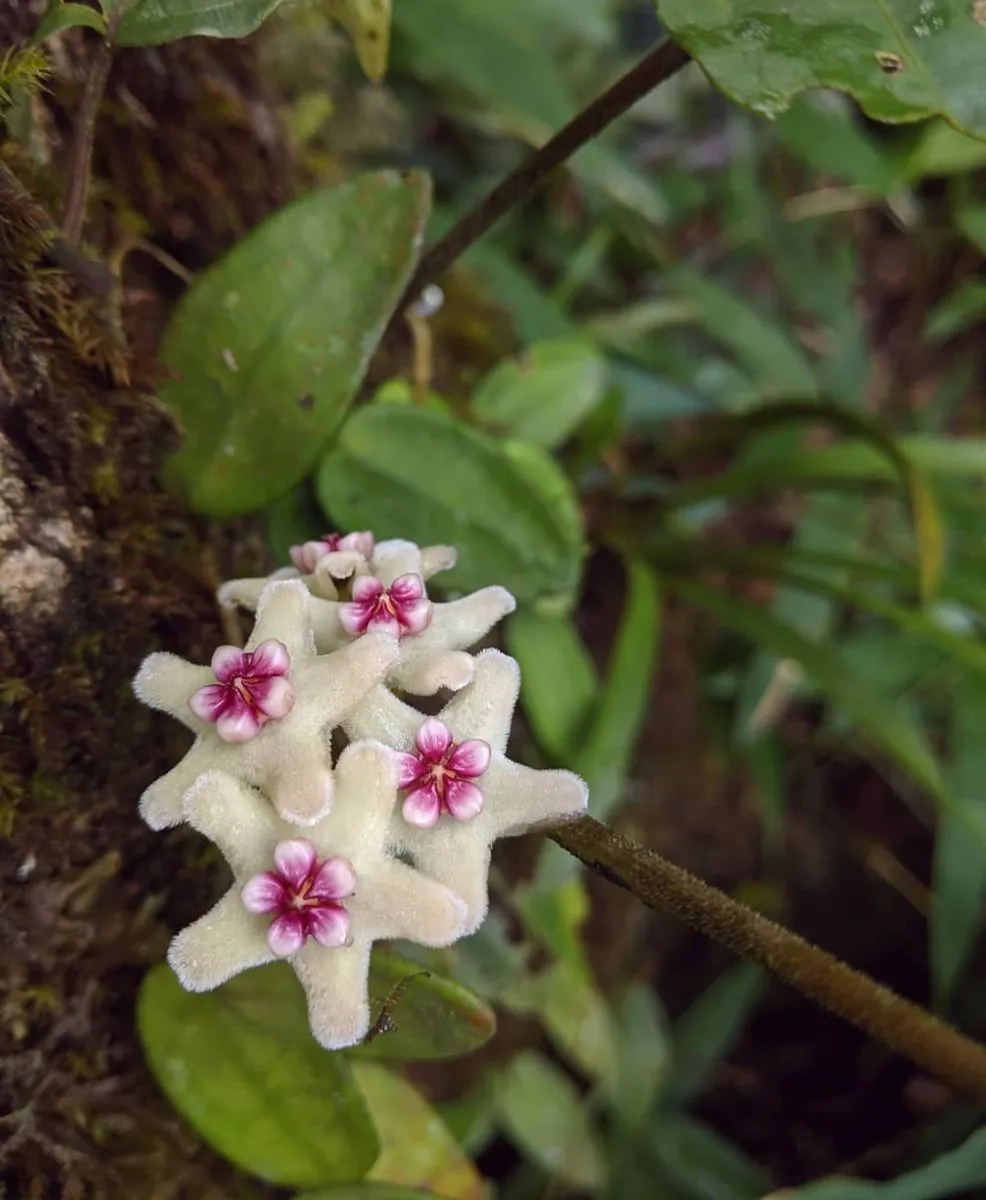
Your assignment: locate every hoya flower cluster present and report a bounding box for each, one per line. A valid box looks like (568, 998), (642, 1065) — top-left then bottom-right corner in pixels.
(134, 532), (588, 1049)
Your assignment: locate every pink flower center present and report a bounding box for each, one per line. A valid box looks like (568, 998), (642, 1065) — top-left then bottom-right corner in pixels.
(396, 717), (492, 828)
(242, 839), (356, 957)
(188, 640), (294, 743)
(338, 573), (432, 640)
(290, 530), (374, 575)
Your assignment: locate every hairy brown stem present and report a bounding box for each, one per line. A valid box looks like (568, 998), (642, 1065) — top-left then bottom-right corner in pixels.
(61, 28), (116, 244)
(552, 816), (986, 1103)
(400, 37), (690, 305)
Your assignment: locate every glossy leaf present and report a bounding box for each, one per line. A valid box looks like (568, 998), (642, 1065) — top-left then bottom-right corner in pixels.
(350, 951), (496, 1061)
(783, 1126), (986, 1199)
(505, 609), (598, 762)
(350, 1062), (485, 1200)
(668, 578), (986, 848)
(137, 963), (378, 1188)
(326, 0), (392, 83)
(470, 338), (607, 448)
(317, 404), (584, 605)
(653, 0), (986, 137)
(160, 172), (431, 516)
(116, 0), (283, 44)
(666, 964), (765, 1106)
(576, 559), (661, 818)
(930, 673), (986, 1005)
(31, 2), (107, 43)
(494, 1051), (605, 1189)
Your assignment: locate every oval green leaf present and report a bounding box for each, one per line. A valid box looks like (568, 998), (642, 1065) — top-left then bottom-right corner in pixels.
(470, 338), (607, 448)
(137, 962), (379, 1188)
(317, 404), (584, 605)
(654, 0), (986, 138)
(159, 171), (431, 516)
(349, 951), (496, 1061)
(116, 0), (284, 45)
(350, 1062), (486, 1200)
(32, 2), (107, 44)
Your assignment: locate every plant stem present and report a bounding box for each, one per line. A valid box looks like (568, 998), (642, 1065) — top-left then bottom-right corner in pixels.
(552, 815), (986, 1102)
(400, 37), (691, 305)
(61, 27), (116, 244)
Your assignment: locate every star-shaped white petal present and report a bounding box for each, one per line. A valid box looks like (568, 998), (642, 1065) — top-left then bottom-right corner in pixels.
(310, 583), (517, 695)
(168, 741), (468, 1049)
(343, 649), (588, 934)
(133, 579), (399, 829)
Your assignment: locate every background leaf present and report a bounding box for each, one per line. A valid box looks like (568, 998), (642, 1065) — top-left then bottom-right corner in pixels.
(160, 172), (430, 516)
(116, 0), (283, 45)
(653, 0), (986, 137)
(137, 963), (378, 1188)
(470, 338), (608, 448)
(31, 2), (107, 43)
(349, 1062), (486, 1200)
(576, 560), (662, 818)
(326, 0), (392, 84)
(317, 404), (584, 605)
(505, 609), (598, 762)
(494, 1051), (605, 1190)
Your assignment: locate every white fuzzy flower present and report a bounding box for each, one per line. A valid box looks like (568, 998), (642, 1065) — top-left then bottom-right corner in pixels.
(133, 579), (398, 828)
(344, 648), (588, 934)
(168, 741), (468, 1050)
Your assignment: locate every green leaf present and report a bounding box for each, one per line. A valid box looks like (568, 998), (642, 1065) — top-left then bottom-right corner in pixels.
(31, 2), (107, 44)
(605, 984), (670, 1130)
(782, 1126), (986, 1200)
(159, 172), (431, 516)
(266, 480), (326, 567)
(774, 96), (899, 194)
(665, 964), (765, 1107)
(653, 0), (986, 138)
(494, 1051), (605, 1190)
(670, 271), (819, 402)
(668, 578), (986, 849)
(137, 963), (378, 1188)
(576, 560), (661, 818)
(505, 609), (598, 762)
(116, 0), (283, 44)
(326, 0), (392, 84)
(349, 951), (496, 1061)
(501, 959), (616, 1081)
(959, 204), (986, 253)
(349, 1062), (486, 1200)
(297, 1188), (443, 1199)
(925, 280), (986, 343)
(470, 338), (608, 448)
(902, 117), (986, 180)
(930, 672), (986, 1005)
(317, 404), (584, 606)
(648, 1114), (769, 1200)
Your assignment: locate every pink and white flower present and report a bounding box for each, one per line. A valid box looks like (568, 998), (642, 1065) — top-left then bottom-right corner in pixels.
(188, 639), (294, 743)
(339, 573), (432, 640)
(242, 838), (355, 957)
(396, 717), (491, 827)
(290, 531), (375, 575)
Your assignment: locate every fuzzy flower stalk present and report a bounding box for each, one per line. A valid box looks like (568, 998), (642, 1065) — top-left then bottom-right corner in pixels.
(134, 531), (588, 1049)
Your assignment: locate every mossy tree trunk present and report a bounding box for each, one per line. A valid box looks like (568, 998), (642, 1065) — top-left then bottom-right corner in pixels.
(0, 14), (290, 1196)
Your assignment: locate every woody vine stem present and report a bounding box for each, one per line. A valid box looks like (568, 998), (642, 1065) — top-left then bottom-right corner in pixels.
(53, 25), (986, 1098)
